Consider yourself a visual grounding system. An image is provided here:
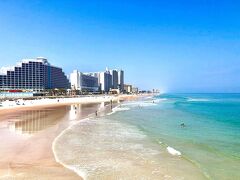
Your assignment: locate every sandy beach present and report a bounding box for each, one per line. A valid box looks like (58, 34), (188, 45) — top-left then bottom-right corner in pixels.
(0, 94), (147, 179)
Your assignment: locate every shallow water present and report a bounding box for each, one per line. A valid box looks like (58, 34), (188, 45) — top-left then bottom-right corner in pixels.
(115, 94), (240, 179)
(53, 117), (207, 180)
(53, 94), (240, 179)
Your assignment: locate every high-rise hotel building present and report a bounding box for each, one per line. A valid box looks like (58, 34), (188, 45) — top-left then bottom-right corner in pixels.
(118, 70), (124, 92)
(70, 70), (99, 92)
(0, 57), (70, 92)
(109, 69), (118, 89)
(99, 71), (112, 92)
(89, 69), (124, 93)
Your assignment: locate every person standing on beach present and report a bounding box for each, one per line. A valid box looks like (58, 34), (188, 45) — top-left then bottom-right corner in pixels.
(95, 110), (98, 116)
(110, 100), (113, 110)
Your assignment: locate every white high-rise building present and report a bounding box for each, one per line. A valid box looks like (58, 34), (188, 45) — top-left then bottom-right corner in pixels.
(70, 70), (80, 90)
(86, 68), (124, 93)
(99, 71), (112, 92)
(70, 70), (99, 92)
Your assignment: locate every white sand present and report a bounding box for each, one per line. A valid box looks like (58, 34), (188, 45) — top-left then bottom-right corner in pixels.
(0, 95), (120, 110)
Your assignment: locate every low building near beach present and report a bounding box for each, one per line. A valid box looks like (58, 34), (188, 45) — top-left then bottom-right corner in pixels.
(0, 92), (34, 98)
(109, 88), (120, 94)
(132, 87), (139, 94)
(124, 84), (133, 94)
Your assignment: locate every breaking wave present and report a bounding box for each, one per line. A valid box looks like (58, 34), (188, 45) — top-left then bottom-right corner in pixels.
(167, 146), (182, 156)
(52, 117), (166, 179)
(187, 98), (211, 102)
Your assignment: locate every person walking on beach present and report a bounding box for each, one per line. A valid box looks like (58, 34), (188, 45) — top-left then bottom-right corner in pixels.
(95, 110), (98, 116)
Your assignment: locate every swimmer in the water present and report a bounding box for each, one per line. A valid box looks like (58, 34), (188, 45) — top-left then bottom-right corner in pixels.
(180, 123), (186, 127)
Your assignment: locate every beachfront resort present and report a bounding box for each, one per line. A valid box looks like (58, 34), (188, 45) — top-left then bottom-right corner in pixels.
(0, 57), (154, 103)
(1, 1), (239, 179)
(0, 57), (160, 179)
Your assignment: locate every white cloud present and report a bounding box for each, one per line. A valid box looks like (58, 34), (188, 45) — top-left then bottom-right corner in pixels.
(0, 66), (14, 75)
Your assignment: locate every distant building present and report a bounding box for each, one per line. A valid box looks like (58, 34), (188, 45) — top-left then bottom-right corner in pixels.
(0, 57), (70, 92)
(124, 84), (132, 94)
(109, 88), (120, 94)
(132, 87), (139, 94)
(70, 70), (79, 90)
(85, 72), (102, 91)
(118, 70), (124, 92)
(70, 70), (99, 92)
(152, 89), (160, 93)
(99, 71), (112, 93)
(86, 68), (124, 93)
(109, 70), (118, 89)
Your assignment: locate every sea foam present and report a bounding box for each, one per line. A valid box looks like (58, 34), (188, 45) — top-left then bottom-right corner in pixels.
(52, 117), (165, 179)
(107, 106), (130, 116)
(167, 146), (182, 156)
(52, 117), (90, 179)
(187, 98), (210, 102)
(121, 101), (158, 108)
(52, 100), (209, 180)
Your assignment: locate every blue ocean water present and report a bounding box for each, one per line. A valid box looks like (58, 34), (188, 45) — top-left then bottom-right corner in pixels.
(112, 94), (240, 179)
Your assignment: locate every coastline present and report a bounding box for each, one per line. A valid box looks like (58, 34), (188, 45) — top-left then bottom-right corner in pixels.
(51, 94), (151, 179)
(0, 94), (150, 179)
(52, 95), (207, 180)
(0, 94), (147, 113)
(0, 95), (143, 117)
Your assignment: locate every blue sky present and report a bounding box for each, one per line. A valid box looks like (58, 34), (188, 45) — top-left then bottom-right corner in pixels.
(0, 0), (240, 92)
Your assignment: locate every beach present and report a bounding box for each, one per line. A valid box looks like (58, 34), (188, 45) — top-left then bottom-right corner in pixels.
(0, 94), (146, 179)
(51, 93), (240, 179)
(3, 93), (235, 179)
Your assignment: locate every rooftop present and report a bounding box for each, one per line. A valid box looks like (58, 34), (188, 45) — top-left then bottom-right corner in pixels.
(0, 57), (50, 75)
(21, 57), (49, 65)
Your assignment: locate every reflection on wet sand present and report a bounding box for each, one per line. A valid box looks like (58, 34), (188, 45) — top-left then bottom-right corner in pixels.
(0, 102), (110, 179)
(0, 98), (123, 179)
(7, 106), (68, 135)
(4, 103), (108, 135)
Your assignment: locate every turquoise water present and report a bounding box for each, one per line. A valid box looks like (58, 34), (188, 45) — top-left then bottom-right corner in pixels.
(112, 94), (240, 179)
(53, 94), (240, 179)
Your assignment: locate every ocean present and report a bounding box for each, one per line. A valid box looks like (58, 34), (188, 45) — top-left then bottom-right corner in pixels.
(53, 94), (240, 179)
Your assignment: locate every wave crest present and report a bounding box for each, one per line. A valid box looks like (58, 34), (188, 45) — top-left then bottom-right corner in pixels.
(167, 146), (182, 156)
(187, 98), (210, 102)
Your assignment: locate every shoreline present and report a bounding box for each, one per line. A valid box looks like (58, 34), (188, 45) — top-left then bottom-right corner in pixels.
(52, 96), (207, 180)
(0, 94), (150, 179)
(52, 95), (151, 179)
(52, 117), (91, 179)
(0, 94), (151, 112)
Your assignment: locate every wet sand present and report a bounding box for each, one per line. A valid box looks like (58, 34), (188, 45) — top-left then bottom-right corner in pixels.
(0, 94), (152, 179)
(0, 102), (113, 179)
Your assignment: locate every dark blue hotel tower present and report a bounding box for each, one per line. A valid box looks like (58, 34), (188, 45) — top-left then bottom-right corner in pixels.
(0, 57), (70, 91)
